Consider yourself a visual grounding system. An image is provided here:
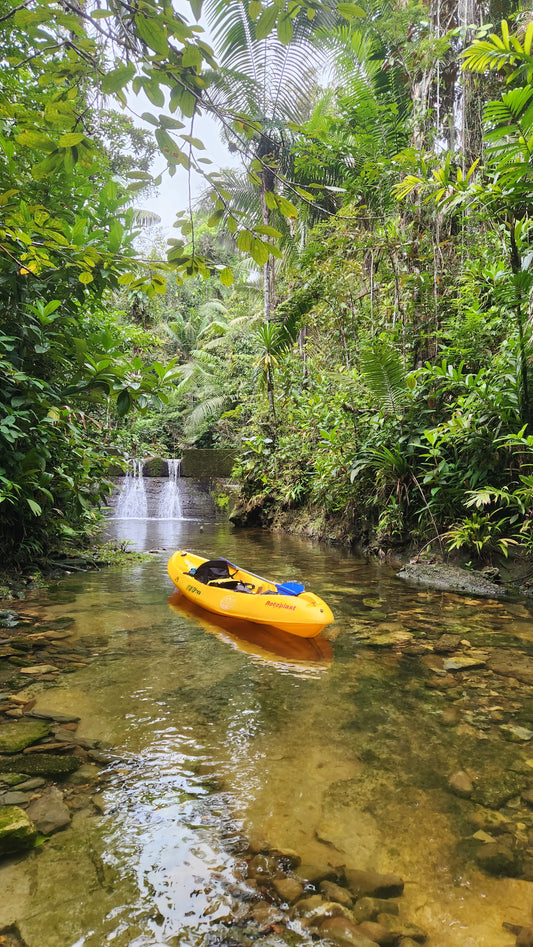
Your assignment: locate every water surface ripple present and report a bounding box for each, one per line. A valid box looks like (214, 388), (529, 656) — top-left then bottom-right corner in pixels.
(1, 520), (532, 945)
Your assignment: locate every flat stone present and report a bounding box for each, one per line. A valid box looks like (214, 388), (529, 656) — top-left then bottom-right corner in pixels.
(295, 863), (339, 885)
(0, 774), (28, 787)
(318, 915), (379, 947)
(344, 869), (404, 900)
(0, 718), (51, 754)
(352, 898), (400, 924)
(16, 777), (45, 791)
(67, 763), (100, 784)
(443, 654), (487, 672)
(0, 805), (36, 856)
(377, 915), (428, 942)
(0, 791), (29, 806)
(27, 708), (81, 724)
(0, 753), (81, 778)
(396, 563), (506, 597)
(271, 877), (305, 903)
(500, 724), (533, 742)
(19, 665), (59, 675)
(488, 653), (533, 686)
(320, 880), (354, 907)
(26, 787), (71, 835)
(356, 921), (396, 945)
(448, 771), (474, 798)
(474, 841), (520, 876)
(433, 634), (462, 653)
(298, 901), (353, 928)
(471, 772), (527, 809)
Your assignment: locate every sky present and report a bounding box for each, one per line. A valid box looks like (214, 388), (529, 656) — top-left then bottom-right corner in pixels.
(130, 12), (242, 241)
(138, 108), (239, 238)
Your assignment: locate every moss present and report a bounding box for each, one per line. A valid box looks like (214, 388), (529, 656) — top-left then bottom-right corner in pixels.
(0, 754), (81, 778)
(0, 806), (37, 856)
(0, 719), (51, 754)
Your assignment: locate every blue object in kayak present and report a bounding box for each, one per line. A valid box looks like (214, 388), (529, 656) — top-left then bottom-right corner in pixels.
(276, 581), (305, 596)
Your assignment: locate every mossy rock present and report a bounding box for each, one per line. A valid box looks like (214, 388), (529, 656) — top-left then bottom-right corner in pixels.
(0, 753), (81, 778)
(0, 805), (37, 856)
(142, 456), (166, 477)
(0, 719), (51, 754)
(471, 772), (527, 809)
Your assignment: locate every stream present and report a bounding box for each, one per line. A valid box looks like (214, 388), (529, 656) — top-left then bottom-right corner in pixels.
(1, 503), (533, 946)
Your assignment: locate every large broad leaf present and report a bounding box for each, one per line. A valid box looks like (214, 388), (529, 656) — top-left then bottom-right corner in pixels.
(135, 14), (169, 55)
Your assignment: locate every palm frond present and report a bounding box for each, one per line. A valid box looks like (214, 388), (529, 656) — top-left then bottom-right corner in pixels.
(359, 345), (412, 415)
(185, 395), (228, 433)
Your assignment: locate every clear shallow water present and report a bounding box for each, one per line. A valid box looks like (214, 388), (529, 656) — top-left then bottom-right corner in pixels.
(1, 514), (533, 946)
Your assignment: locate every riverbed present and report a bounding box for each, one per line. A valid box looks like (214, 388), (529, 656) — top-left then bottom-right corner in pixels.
(1, 511), (533, 946)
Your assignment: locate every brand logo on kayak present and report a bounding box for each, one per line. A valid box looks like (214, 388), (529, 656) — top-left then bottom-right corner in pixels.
(220, 595), (236, 610)
(265, 600), (296, 611)
(187, 584), (202, 595)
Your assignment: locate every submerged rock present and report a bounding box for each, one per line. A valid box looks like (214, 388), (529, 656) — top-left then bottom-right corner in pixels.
(317, 915), (379, 946)
(0, 753), (81, 778)
(26, 787), (71, 835)
(0, 923), (29, 946)
(344, 869), (404, 900)
(474, 840), (521, 876)
(448, 771), (474, 798)
(0, 805), (37, 856)
(0, 718), (50, 753)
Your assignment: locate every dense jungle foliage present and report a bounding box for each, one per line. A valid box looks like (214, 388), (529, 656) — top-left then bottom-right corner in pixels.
(2, 0), (533, 567)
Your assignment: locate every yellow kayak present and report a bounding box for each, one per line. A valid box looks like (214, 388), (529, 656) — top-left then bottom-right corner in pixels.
(167, 550), (334, 638)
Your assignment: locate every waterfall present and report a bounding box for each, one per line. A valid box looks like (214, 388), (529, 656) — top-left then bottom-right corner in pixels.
(158, 458), (182, 519)
(114, 459), (148, 518)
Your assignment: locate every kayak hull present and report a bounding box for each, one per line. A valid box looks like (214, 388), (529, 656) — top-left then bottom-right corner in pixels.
(167, 551), (334, 638)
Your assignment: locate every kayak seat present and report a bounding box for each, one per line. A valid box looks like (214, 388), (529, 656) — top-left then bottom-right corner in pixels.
(193, 559), (237, 584)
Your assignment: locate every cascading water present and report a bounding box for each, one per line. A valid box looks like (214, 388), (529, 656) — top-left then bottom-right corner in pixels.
(157, 457), (182, 519)
(114, 458), (148, 518)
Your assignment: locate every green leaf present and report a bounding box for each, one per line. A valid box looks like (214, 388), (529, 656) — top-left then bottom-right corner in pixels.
(144, 78), (165, 107)
(16, 130), (54, 151)
(102, 64), (136, 93)
(237, 230), (253, 251)
(141, 111), (159, 126)
(135, 14), (169, 55)
(249, 0), (262, 18)
(277, 196), (298, 218)
(277, 12), (293, 43)
(219, 267), (234, 286)
(180, 134), (205, 148)
(250, 238), (270, 266)
(58, 132), (85, 147)
(189, 0), (204, 19)
(159, 116), (185, 130)
(116, 390), (131, 417)
(255, 225), (283, 238)
(255, 5), (278, 39)
(337, 2), (366, 18)
(90, 8), (113, 17)
(27, 498), (42, 516)
(78, 271), (94, 284)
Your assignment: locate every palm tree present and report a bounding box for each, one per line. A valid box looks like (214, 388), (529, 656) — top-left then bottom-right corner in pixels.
(203, 0), (336, 319)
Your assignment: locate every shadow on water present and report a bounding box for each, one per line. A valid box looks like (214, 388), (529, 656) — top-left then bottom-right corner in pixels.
(167, 589), (333, 676)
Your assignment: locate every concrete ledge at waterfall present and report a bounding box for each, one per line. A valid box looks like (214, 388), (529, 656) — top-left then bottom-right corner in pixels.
(181, 449), (237, 478)
(396, 561), (507, 598)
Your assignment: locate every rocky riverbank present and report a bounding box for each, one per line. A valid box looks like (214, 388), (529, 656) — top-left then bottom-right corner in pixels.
(0, 607), (116, 916)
